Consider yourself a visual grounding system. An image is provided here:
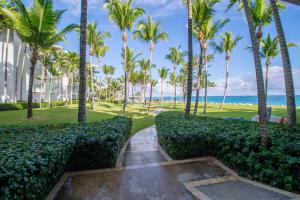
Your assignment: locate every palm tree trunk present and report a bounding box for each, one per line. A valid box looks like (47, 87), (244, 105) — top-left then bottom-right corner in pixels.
(242, 0), (268, 147)
(69, 74), (73, 104)
(122, 31), (127, 113)
(148, 42), (154, 109)
(174, 64), (177, 109)
(265, 58), (270, 104)
(39, 65), (45, 108)
(160, 79), (163, 107)
(220, 55), (230, 110)
(48, 78), (52, 107)
(185, 0), (193, 117)
(203, 46), (208, 115)
(143, 71), (147, 105)
(4, 29), (9, 103)
(270, 0), (296, 125)
(78, 0), (87, 123)
(20, 45), (27, 102)
(106, 75), (108, 102)
(14, 43), (22, 103)
(149, 83), (153, 109)
(90, 54), (94, 110)
(27, 50), (38, 119)
(194, 42), (203, 115)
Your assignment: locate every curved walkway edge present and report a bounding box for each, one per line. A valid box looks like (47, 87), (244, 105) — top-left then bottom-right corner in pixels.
(47, 126), (300, 200)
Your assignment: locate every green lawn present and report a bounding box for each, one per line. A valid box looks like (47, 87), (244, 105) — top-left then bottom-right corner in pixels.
(0, 102), (299, 134)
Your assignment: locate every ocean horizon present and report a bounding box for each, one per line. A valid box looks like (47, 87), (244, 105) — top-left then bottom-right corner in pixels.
(148, 95), (300, 106)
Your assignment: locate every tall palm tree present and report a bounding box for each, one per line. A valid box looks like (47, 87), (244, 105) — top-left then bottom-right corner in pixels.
(67, 51), (79, 104)
(104, 0), (144, 113)
(86, 22), (111, 110)
(259, 34), (296, 103)
(0, 0), (77, 118)
(78, 0), (87, 122)
(185, 0), (194, 117)
(228, 0), (268, 146)
(103, 65), (114, 101)
(165, 46), (186, 109)
(192, 0), (220, 115)
(149, 79), (158, 104)
(121, 47), (142, 102)
(201, 18), (229, 114)
(133, 16), (168, 108)
(270, 0), (297, 125)
(157, 67), (169, 106)
(211, 32), (242, 110)
(137, 58), (150, 105)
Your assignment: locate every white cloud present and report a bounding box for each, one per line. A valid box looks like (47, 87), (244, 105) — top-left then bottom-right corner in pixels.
(151, 66), (300, 97)
(209, 66), (300, 96)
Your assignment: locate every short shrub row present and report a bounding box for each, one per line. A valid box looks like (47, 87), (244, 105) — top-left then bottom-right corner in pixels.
(0, 117), (132, 200)
(155, 111), (300, 192)
(0, 101), (67, 111)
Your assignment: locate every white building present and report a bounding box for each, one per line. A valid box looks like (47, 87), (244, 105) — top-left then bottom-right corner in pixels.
(0, 29), (76, 103)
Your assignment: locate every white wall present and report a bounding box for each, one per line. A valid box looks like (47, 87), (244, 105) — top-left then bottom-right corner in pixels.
(0, 29), (74, 103)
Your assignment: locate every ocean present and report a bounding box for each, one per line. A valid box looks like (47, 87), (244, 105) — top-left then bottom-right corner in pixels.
(149, 95), (300, 106)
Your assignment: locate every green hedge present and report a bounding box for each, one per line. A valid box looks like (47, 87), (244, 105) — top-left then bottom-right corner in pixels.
(0, 117), (132, 200)
(156, 111), (300, 192)
(0, 101), (67, 111)
(67, 117), (132, 171)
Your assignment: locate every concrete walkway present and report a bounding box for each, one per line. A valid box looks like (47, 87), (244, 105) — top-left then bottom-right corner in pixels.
(52, 126), (300, 200)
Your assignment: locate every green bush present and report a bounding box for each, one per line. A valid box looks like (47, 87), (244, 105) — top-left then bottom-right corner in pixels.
(67, 117), (132, 171)
(156, 111), (300, 192)
(0, 103), (24, 111)
(0, 117), (132, 200)
(0, 101), (67, 111)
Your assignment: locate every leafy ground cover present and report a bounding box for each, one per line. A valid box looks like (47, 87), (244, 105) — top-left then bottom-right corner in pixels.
(156, 111), (300, 192)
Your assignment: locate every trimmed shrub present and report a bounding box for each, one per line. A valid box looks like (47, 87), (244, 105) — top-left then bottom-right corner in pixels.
(0, 101), (67, 111)
(156, 111), (300, 192)
(0, 103), (24, 111)
(67, 117), (132, 171)
(0, 117), (132, 200)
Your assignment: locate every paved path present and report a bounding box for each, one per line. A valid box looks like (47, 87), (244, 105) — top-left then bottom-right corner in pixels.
(53, 126), (299, 200)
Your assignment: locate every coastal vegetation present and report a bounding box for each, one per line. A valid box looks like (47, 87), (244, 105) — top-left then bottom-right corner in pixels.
(0, 0), (299, 198)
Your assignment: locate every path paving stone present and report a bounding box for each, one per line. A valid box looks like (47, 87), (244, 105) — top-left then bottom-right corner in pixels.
(53, 125), (299, 200)
(196, 179), (292, 200)
(55, 160), (228, 200)
(123, 126), (166, 166)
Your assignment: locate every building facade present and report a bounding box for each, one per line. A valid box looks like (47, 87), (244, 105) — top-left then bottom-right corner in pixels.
(0, 29), (76, 103)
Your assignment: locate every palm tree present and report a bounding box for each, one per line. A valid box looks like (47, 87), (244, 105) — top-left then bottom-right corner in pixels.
(86, 22), (111, 110)
(104, 0), (144, 113)
(185, 0), (194, 117)
(259, 34), (296, 103)
(78, 0), (87, 122)
(67, 51), (79, 104)
(137, 58), (150, 105)
(149, 79), (158, 104)
(1, 0), (77, 118)
(103, 65), (114, 101)
(133, 16), (168, 108)
(201, 18), (229, 114)
(121, 47), (142, 102)
(211, 32), (242, 110)
(157, 67), (169, 106)
(192, 0), (220, 115)
(165, 46), (186, 109)
(270, 0), (297, 125)
(228, 0), (268, 146)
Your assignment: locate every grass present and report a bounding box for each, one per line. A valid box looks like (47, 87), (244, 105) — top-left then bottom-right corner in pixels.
(0, 101), (299, 134)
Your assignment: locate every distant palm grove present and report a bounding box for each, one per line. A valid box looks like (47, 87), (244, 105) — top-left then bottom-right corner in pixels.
(0, 0), (299, 147)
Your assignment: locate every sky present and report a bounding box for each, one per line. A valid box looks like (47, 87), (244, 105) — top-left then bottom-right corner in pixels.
(24, 0), (300, 96)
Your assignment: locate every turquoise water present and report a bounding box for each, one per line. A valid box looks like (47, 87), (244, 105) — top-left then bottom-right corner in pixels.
(150, 95), (300, 106)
